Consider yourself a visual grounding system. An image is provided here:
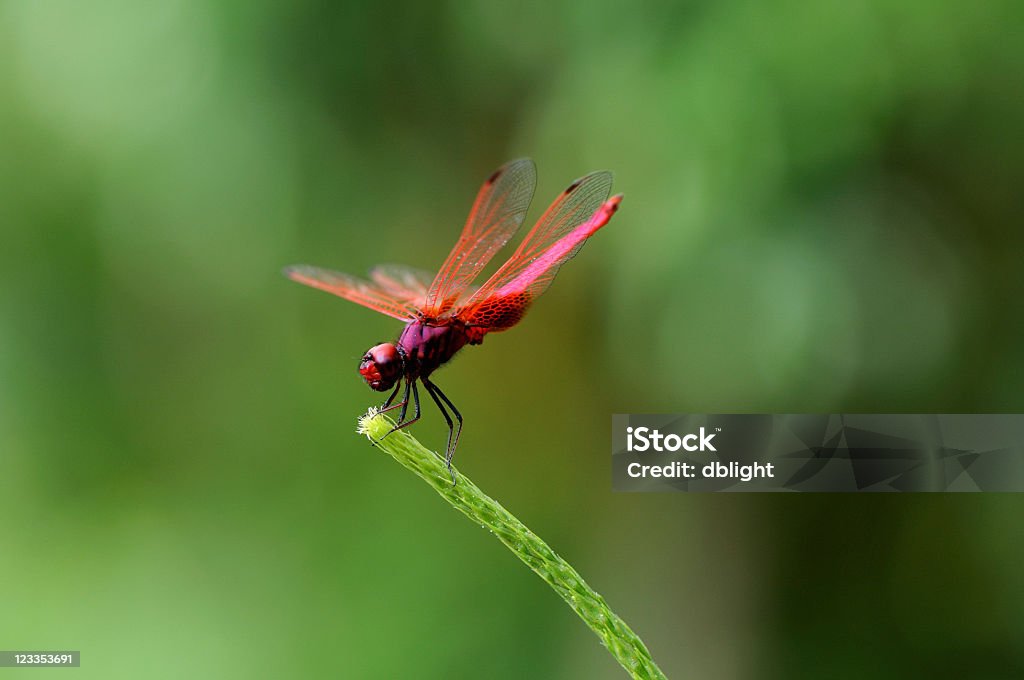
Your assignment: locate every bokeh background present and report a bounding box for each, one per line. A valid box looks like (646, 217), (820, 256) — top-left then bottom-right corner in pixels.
(2, 1), (1023, 678)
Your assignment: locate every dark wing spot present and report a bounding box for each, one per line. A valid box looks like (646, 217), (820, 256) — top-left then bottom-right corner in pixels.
(564, 178), (583, 194)
(487, 168), (503, 184)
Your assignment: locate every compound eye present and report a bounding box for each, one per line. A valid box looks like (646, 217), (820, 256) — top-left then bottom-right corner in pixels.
(370, 344), (400, 367)
(358, 342), (402, 392)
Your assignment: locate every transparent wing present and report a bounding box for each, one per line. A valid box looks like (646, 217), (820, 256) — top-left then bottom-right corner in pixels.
(420, 158), (537, 318)
(455, 171), (618, 331)
(284, 265), (417, 321)
(369, 264), (435, 303)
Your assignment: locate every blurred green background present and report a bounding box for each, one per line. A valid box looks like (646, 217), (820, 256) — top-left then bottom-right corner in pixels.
(2, 1), (1023, 678)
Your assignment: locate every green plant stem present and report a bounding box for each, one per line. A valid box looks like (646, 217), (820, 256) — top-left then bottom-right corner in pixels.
(358, 410), (668, 680)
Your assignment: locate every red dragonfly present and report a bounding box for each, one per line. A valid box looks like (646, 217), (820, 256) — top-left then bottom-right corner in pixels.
(285, 159), (622, 481)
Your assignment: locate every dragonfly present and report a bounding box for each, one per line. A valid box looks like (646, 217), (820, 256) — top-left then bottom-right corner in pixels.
(285, 159), (622, 482)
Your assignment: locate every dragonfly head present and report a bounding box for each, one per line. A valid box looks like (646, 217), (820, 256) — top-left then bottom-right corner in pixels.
(359, 342), (404, 391)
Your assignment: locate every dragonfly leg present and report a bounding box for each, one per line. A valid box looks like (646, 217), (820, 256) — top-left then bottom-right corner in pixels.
(384, 379), (410, 430)
(379, 381), (403, 413)
(423, 378), (456, 484)
(383, 379), (420, 439)
(424, 379), (462, 479)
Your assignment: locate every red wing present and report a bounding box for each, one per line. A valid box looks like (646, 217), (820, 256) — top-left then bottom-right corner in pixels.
(420, 158), (537, 318)
(455, 171), (619, 331)
(369, 264), (434, 303)
(284, 265), (417, 321)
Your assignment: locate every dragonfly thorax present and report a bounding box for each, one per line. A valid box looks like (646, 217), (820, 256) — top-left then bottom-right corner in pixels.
(397, 321), (472, 379)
